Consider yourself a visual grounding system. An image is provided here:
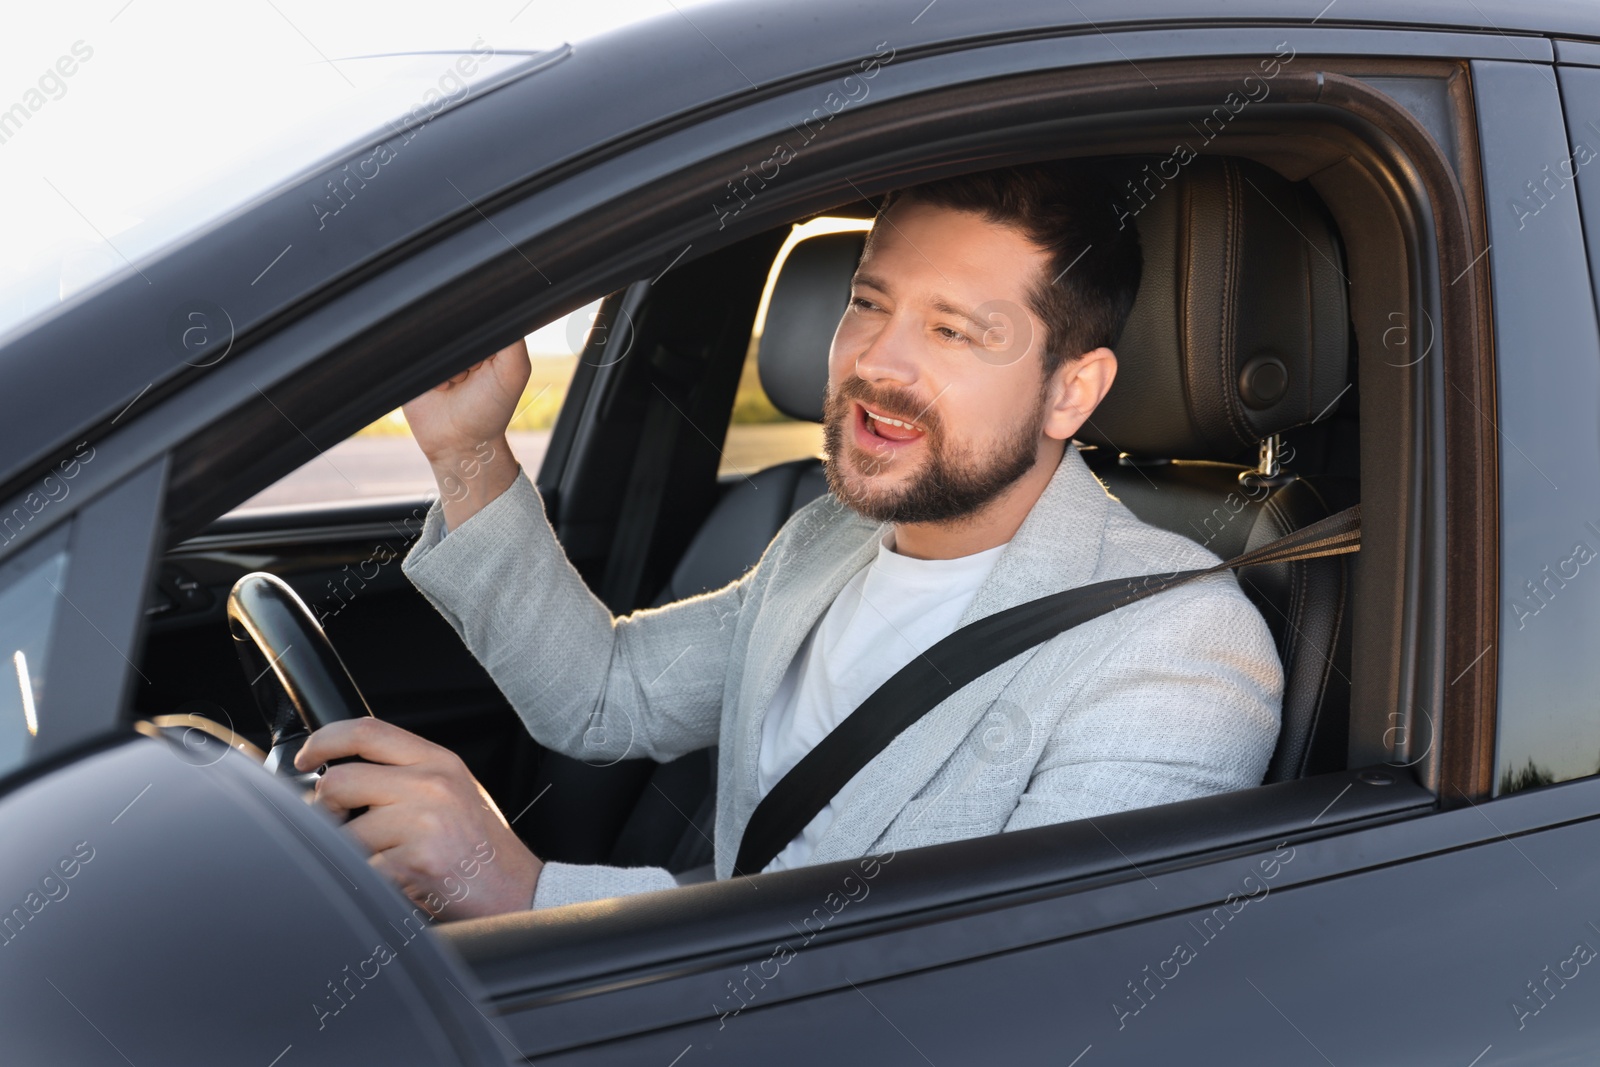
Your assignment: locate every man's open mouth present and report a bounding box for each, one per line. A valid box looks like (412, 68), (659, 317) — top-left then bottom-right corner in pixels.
(855, 400), (927, 445)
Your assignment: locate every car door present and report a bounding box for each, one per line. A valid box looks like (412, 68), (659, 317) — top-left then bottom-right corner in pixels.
(430, 19), (1600, 1067)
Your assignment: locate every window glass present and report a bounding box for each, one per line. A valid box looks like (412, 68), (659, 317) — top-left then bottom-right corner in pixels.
(718, 218), (869, 479)
(230, 305), (592, 512)
(0, 528), (70, 777)
(1481, 64), (1600, 793)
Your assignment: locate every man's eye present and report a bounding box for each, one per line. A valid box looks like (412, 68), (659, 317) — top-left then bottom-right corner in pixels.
(850, 296), (880, 312)
(935, 325), (970, 344)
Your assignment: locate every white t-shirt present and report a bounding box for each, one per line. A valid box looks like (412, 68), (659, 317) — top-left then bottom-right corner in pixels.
(756, 528), (1008, 872)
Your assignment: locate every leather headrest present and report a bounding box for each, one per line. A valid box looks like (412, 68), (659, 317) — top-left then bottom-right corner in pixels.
(1077, 156), (1350, 459)
(757, 230), (866, 423)
(755, 159), (1349, 453)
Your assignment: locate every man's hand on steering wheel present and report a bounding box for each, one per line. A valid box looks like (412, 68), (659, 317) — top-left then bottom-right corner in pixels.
(294, 718), (543, 919)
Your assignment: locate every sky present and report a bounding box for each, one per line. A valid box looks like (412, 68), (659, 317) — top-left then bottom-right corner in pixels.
(0, 0), (722, 345)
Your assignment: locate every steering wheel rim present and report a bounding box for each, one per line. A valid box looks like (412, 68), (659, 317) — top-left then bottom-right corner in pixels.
(226, 570), (375, 774)
(147, 713), (268, 762)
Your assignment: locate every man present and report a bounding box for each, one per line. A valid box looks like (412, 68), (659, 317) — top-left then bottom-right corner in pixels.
(295, 163), (1283, 917)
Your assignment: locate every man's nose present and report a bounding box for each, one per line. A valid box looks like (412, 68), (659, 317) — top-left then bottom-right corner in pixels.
(851, 312), (921, 387)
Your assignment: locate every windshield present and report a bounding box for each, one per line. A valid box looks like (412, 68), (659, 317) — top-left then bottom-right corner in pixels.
(0, 1), (699, 344)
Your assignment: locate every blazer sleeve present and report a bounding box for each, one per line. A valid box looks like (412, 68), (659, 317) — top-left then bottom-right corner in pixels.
(401, 466), (750, 765)
(530, 860), (680, 910)
(1003, 578), (1283, 832)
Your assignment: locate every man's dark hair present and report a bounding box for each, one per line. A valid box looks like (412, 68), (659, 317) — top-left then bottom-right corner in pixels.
(874, 161), (1143, 378)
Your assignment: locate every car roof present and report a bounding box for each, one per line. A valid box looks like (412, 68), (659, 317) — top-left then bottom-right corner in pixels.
(2, 0), (1595, 498)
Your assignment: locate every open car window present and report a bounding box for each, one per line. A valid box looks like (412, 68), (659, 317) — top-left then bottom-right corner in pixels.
(229, 308), (594, 512)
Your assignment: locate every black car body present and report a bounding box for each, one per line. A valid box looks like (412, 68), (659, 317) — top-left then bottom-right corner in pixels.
(5, 1), (1600, 1063)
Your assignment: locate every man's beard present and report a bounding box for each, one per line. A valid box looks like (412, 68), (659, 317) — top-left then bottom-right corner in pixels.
(820, 377), (1047, 525)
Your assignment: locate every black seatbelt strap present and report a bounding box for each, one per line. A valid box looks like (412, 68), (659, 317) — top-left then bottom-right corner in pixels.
(733, 505), (1361, 876)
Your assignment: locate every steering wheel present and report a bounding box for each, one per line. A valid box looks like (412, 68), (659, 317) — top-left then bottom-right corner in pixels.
(225, 570), (376, 782)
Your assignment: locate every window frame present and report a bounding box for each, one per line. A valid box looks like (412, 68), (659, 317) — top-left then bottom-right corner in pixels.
(86, 23), (1505, 1056)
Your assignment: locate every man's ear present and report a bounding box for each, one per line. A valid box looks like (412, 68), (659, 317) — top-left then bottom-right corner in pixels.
(1043, 347), (1117, 441)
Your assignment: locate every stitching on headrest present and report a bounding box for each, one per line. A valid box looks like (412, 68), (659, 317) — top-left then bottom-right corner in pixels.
(1218, 159), (1255, 451)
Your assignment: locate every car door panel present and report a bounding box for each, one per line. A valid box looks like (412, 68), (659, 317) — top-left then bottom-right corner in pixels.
(554, 817), (1598, 1066)
(444, 767), (1434, 1057)
(464, 772), (1600, 1064)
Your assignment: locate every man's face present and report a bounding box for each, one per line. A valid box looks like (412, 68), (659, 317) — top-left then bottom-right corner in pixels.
(821, 199), (1061, 525)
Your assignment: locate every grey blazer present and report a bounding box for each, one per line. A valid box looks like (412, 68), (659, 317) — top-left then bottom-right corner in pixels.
(400, 446), (1282, 909)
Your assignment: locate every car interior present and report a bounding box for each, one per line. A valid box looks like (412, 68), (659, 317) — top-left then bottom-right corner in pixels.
(130, 146), (1369, 883)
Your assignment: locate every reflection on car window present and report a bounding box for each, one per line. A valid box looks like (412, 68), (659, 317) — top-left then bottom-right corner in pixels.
(719, 219), (866, 479)
(229, 305), (595, 512)
(0, 528), (70, 777)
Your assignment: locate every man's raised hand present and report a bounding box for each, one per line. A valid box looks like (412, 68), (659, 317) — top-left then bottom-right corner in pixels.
(401, 339), (530, 530)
